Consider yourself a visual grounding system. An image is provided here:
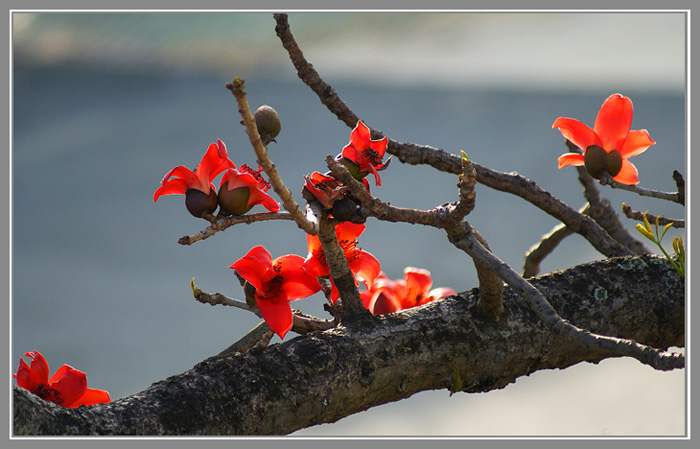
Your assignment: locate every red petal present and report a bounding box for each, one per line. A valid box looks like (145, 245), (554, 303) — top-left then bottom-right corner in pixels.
(403, 267), (433, 306)
(619, 129), (655, 160)
(349, 251), (381, 288)
(27, 351), (50, 387)
(230, 246), (273, 292)
(153, 178), (190, 201)
(336, 222), (365, 242)
(612, 159), (640, 185)
(69, 388), (111, 408)
(50, 365), (88, 407)
(424, 287), (457, 304)
(196, 140), (232, 188)
(256, 297), (293, 338)
(14, 358), (34, 390)
(557, 153), (585, 169)
(552, 117), (602, 152)
(593, 94), (633, 152)
(369, 291), (401, 315)
(275, 254), (322, 300)
(247, 186), (280, 212)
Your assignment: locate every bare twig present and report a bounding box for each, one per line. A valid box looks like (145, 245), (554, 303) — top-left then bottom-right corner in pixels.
(226, 77), (318, 235)
(598, 171), (684, 205)
(523, 205), (587, 278)
(192, 282), (337, 338)
(178, 211), (294, 245)
(621, 203), (685, 228)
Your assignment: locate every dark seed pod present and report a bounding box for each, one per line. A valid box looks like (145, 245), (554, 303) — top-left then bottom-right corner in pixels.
(254, 105), (281, 145)
(185, 188), (218, 218)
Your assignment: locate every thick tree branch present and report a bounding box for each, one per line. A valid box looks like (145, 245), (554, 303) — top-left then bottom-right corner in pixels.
(14, 254), (684, 436)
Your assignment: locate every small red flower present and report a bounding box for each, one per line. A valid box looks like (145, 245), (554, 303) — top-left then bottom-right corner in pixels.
(304, 172), (349, 209)
(360, 267), (456, 315)
(304, 222), (381, 303)
(14, 351), (111, 408)
(153, 139), (234, 217)
(553, 94), (655, 185)
(339, 120), (390, 186)
(230, 246), (322, 338)
(218, 164), (279, 215)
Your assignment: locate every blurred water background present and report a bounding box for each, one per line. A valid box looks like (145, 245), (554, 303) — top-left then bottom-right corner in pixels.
(11, 11), (686, 436)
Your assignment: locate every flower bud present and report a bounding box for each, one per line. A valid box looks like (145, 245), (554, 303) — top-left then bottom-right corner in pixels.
(185, 188), (218, 218)
(217, 182), (252, 216)
(254, 105), (281, 146)
(584, 145), (622, 179)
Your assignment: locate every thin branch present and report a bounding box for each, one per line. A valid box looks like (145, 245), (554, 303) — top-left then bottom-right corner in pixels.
(621, 203), (685, 228)
(274, 13), (630, 259)
(226, 77), (318, 235)
(598, 171), (684, 205)
(445, 219), (684, 371)
(192, 283), (337, 336)
(522, 204), (587, 278)
(574, 164), (649, 255)
(326, 155), (446, 227)
(178, 211), (294, 245)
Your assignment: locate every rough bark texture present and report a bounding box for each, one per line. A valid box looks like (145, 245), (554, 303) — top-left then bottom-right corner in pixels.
(13, 254), (684, 436)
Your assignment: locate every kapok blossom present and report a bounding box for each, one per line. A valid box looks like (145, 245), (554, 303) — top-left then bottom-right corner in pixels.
(339, 120), (390, 187)
(303, 222), (381, 303)
(14, 351), (111, 408)
(218, 164), (279, 216)
(553, 94), (655, 185)
(360, 267), (456, 316)
(153, 139), (234, 217)
(304, 172), (349, 210)
(230, 246), (322, 338)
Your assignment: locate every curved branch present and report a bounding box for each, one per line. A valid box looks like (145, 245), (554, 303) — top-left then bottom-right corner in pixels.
(13, 254), (684, 436)
(274, 13), (631, 259)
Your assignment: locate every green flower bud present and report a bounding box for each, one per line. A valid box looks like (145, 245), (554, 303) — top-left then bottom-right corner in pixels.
(254, 105), (281, 146)
(217, 181), (253, 216)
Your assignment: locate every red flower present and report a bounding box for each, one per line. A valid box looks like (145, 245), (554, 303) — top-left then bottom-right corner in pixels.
(360, 267), (456, 315)
(304, 172), (348, 209)
(14, 351), (111, 408)
(230, 246), (322, 338)
(218, 164), (279, 215)
(153, 139), (234, 217)
(553, 94), (655, 185)
(339, 120), (390, 186)
(304, 222), (381, 303)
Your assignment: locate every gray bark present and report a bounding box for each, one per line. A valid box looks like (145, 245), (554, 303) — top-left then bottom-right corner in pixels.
(13, 254), (684, 436)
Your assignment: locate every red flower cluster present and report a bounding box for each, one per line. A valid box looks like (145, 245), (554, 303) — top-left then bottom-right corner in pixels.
(154, 139), (279, 218)
(361, 268), (456, 315)
(553, 94), (654, 185)
(304, 121), (390, 215)
(14, 351), (111, 408)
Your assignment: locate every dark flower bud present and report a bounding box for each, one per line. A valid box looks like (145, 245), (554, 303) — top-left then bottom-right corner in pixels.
(254, 105), (281, 146)
(185, 188), (218, 218)
(584, 145), (622, 179)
